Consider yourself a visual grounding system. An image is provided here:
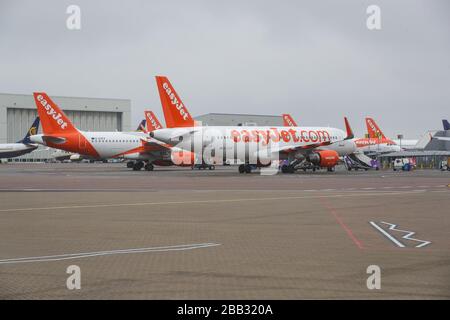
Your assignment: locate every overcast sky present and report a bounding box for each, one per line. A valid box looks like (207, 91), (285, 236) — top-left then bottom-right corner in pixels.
(1, 0), (449, 138)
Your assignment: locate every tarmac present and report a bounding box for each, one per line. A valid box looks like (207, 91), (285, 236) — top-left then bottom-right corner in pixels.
(0, 163), (449, 299)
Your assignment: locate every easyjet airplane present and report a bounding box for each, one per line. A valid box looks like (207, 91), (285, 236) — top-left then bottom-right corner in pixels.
(281, 114), (356, 171)
(151, 76), (355, 174)
(29, 93), (194, 171)
(352, 117), (402, 154)
(365, 117), (418, 150)
(53, 118), (149, 163)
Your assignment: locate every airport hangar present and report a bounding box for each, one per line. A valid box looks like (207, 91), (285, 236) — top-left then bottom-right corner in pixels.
(0, 93), (131, 161)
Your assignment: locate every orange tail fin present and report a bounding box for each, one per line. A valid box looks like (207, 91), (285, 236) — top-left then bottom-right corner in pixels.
(145, 110), (164, 132)
(282, 114), (298, 127)
(365, 117), (386, 139)
(155, 76), (195, 128)
(33, 92), (78, 135)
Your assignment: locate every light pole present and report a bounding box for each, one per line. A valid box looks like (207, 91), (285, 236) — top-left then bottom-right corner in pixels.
(397, 134), (403, 150)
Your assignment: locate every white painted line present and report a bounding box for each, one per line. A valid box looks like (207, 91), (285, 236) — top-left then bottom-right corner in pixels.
(369, 221), (405, 248)
(0, 190), (427, 213)
(0, 243), (221, 265)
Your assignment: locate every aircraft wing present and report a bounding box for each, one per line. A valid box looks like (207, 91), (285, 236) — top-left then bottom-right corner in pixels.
(432, 136), (450, 141)
(271, 141), (333, 155)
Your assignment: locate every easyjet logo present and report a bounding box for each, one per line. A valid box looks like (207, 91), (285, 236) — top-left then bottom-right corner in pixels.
(230, 128), (331, 145)
(146, 112), (161, 130)
(367, 119), (379, 135)
(162, 82), (189, 121)
(355, 138), (391, 147)
(284, 115), (294, 126)
(37, 95), (68, 130)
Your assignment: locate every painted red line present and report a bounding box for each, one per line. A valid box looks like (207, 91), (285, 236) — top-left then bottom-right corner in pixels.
(326, 205), (364, 250)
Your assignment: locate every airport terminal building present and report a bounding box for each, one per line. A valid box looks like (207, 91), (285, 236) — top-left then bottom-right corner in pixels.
(0, 93), (131, 161)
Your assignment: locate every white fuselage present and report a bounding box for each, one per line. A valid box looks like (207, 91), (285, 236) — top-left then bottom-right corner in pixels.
(30, 131), (163, 160)
(151, 126), (352, 164)
(82, 131), (148, 158)
(0, 143), (37, 159)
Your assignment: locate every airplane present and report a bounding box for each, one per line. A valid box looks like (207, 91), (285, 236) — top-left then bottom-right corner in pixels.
(353, 117), (402, 154)
(364, 117), (419, 151)
(56, 119), (149, 163)
(151, 76), (355, 174)
(443, 119), (450, 131)
(29, 93), (196, 171)
(29, 93), (195, 171)
(281, 113), (357, 171)
(0, 117), (40, 159)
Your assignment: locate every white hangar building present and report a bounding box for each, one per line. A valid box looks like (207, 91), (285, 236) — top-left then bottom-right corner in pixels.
(0, 93), (131, 161)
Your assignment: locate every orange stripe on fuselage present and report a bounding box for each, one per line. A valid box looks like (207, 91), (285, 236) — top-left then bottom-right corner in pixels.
(45, 131), (101, 159)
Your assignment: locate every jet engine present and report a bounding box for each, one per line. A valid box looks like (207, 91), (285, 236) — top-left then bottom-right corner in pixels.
(69, 154), (82, 161)
(307, 150), (340, 168)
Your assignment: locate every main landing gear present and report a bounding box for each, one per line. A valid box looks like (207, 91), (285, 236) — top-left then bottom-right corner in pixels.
(132, 161), (144, 171)
(281, 164), (295, 174)
(128, 161), (154, 171)
(144, 162), (154, 171)
(238, 164), (253, 174)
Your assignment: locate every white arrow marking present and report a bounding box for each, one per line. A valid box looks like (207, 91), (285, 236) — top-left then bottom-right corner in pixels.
(380, 222), (431, 248)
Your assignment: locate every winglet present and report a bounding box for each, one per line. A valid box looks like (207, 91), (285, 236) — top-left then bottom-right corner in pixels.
(443, 119), (450, 131)
(344, 117), (354, 140)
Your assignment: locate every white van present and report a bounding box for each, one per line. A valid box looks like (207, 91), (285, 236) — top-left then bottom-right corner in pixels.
(393, 158), (415, 171)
